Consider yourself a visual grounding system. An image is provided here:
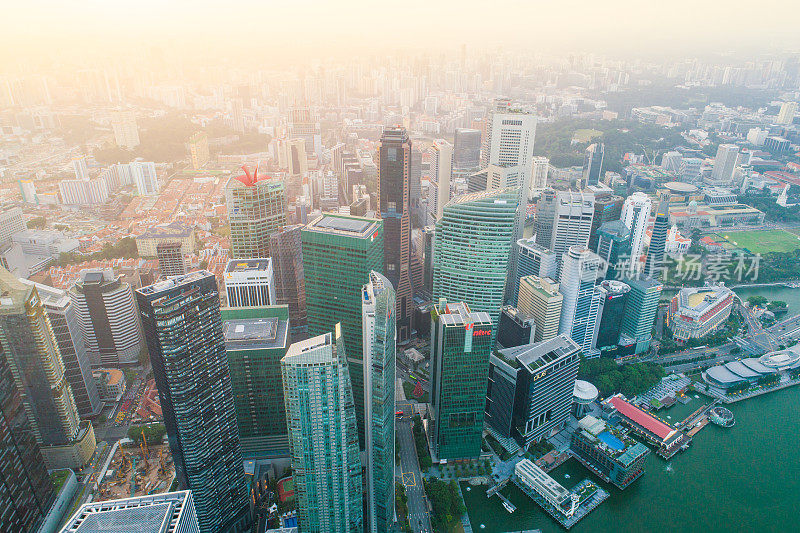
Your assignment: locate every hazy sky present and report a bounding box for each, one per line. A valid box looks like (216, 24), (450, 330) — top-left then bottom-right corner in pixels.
(2, 0), (799, 66)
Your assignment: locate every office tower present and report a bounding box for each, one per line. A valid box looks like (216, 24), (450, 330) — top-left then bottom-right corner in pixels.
(517, 276), (563, 343)
(302, 214), (383, 446)
(281, 326), (363, 533)
(430, 300), (493, 460)
(644, 196), (670, 279)
(432, 189), (517, 331)
(136, 272), (251, 533)
(708, 144), (739, 186)
(224, 258), (276, 308)
(226, 167), (287, 259)
(286, 138), (308, 178)
(377, 127), (414, 342)
(558, 247), (602, 355)
(595, 280), (631, 351)
(72, 156), (89, 180)
(514, 238), (557, 305)
(0, 268), (96, 470)
(496, 307), (536, 349)
(410, 147), (424, 225)
(188, 131), (210, 170)
(361, 272), (396, 533)
(135, 221), (197, 258)
(269, 225), (307, 335)
(427, 139), (453, 225)
(420, 225), (436, 296)
(0, 328), (56, 533)
(0, 206), (26, 245)
(21, 280), (102, 418)
(660, 151), (683, 173)
(534, 189), (595, 268)
(588, 194), (624, 250)
(485, 335), (580, 452)
(112, 110), (140, 149)
(61, 491), (200, 533)
(483, 98), (537, 189)
(453, 128), (481, 170)
(621, 192), (652, 272)
(595, 220), (632, 280)
(777, 101), (797, 125)
(222, 305), (290, 458)
(132, 161), (159, 196)
(620, 277), (662, 355)
(288, 107), (321, 156)
(582, 143), (604, 186)
(69, 268), (143, 366)
(530, 156), (549, 194)
(156, 241), (186, 278)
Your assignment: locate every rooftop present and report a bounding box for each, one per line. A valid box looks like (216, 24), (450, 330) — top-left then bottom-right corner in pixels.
(225, 258), (272, 274)
(305, 214), (380, 238)
(60, 491), (194, 533)
(674, 285), (733, 318)
(497, 335), (580, 372)
(138, 221), (193, 240)
(223, 317), (288, 350)
(606, 395), (677, 442)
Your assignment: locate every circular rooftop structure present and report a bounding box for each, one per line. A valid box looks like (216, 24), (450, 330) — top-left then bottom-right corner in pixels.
(664, 181), (700, 194)
(573, 380), (599, 404)
(758, 349), (800, 370)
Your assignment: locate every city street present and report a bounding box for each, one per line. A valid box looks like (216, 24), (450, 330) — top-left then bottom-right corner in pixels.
(396, 401), (432, 533)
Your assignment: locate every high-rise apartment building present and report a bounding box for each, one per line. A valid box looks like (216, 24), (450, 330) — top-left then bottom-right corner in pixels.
(432, 189), (517, 332)
(514, 238), (557, 305)
(72, 156), (89, 180)
(0, 335), (56, 533)
(534, 189), (595, 269)
(776, 101), (797, 125)
(69, 268), (143, 367)
(621, 192), (652, 272)
(0, 206), (26, 245)
(136, 272), (251, 533)
(517, 275), (563, 343)
(302, 214), (383, 446)
(644, 196), (670, 279)
(58, 177), (109, 205)
(378, 127), (413, 342)
(453, 128), (481, 170)
(485, 335), (580, 452)
(430, 300), (493, 460)
(427, 139), (453, 225)
(61, 491), (200, 533)
(222, 305), (290, 458)
(21, 280), (103, 419)
(269, 225), (307, 335)
(620, 277), (662, 355)
(281, 326), (363, 533)
(582, 143), (604, 186)
(132, 161), (159, 196)
(0, 267), (96, 470)
(225, 168), (287, 259)
(156, 241), (186, 278)
(707, 144), (740, 187)
(224, 258), (276, 308)
(112, 110), (140, 149)
(188, 131), (210, 170)
(558, 247), (602, 356)
(362, 272), (396, 533)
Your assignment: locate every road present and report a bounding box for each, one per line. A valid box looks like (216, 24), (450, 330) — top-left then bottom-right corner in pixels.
(396, 364), (430, 394)
(396, 401), (432, 533)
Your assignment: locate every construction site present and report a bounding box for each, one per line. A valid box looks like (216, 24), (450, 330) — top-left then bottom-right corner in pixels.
(97, 431), (175, 501)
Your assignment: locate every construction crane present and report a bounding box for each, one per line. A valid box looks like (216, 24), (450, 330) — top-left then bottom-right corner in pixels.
(141, 428), (149, 459)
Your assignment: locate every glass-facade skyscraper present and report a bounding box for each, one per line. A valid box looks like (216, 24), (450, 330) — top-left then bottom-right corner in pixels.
(136, 272), (251, 533)
(269, 224), (307, 336)
(281, 325), (363, 533)
(432, 189), (517, 333)
(361, 272), (395, 533)
(226, 168), (287, 259)
(302, 213), (383, 447)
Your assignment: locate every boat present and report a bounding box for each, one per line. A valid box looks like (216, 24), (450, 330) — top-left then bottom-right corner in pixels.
(708, 406), (735, 427)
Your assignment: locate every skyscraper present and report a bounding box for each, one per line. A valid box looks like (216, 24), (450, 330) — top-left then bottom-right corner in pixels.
(136, 272), (251, 533)
(482, 98), (537, 187)
(595, 220), (632, 281)
(582, 143), (604, 186)
(588, 194), (624, 250)
(188, 131), (210, 170)
(132, 161), (158, 196)
(286, 138), (308, 178)
(61, 491), (200, 533)
(432, 189), (517, 331)
(708, 144), (740, 187)
(620, 277), (662, 355)
(68, 268), (143, 367)
(0, 267), (96, 470)
(453, 128), (481, 170)
(0, 332), (56, 533)
(427, 139), (453, 225)
(378, 127), (414, 342)
(222, 305), (290, 458)
(644, 196), (670, 279)
(302, 213), (383, 446)
(514, 238), (557, 305)
(530, 156), (550, 195)
(226, 167), (287, 259)
(517, 276), (563, 343)
(269, 225), (307, 336)
(621, 192), (652, 272)
(776, 101), (797, 125)
(111, 110), (140, 149)
(361, 272), (396, 533)
(558, 247), (603, 356)
(281, 325), (363, 533)
(595, 280), (631, 352)
(534, 189), (595, 269)
(156, 241), (186, 278)
(21, 279), (103, 419)
(224, 258), (276, 308)
(430, 300), (493, 460)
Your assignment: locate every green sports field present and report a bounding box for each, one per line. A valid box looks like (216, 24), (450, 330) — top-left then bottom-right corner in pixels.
(719, 229), (800, 254)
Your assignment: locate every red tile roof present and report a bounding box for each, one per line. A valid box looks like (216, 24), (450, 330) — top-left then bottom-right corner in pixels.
(608, 396), (675, 441)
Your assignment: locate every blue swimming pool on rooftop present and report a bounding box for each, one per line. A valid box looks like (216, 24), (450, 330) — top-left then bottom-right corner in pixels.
(597, 431), (625, 451)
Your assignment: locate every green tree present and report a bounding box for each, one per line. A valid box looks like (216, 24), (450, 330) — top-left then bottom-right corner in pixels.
(27, 216), (46, 229)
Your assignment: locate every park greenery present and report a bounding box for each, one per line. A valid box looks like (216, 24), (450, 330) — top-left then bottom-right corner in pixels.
(423, 478), (466, 533)
(578, 357), (666, 398)
(27, 216), (47, 229)
(412, 414), (432, 471)
(127, 423), (167, 445)
(395, 482), (412, 533)
(739, 190), (800, 224)
(58, 236), (139, 266)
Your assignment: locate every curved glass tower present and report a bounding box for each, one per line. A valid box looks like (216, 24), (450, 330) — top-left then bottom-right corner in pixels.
(432, 188), (518, 331)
